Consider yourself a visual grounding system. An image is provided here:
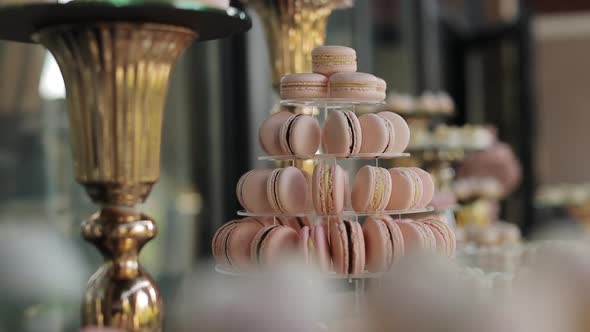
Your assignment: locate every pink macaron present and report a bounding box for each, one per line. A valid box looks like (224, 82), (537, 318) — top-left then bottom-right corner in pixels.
(362, 215), (404, 273)
(387, 168), (423, 211)
(396, 219), (428, 252)
(236, 169), (274, 213)
(300, 226), (311, 265)
(376, 77), (387, 101)
(312, 163), (346, 215)
(420, 217), (456, 256)
(329, 72), (379, 100)
(329, 218), (365, 275)
(212, 218), (266, 269)
(411, 167), (435, 208)
(322, 110), (362, 156)
(259, 111), (293, 156)
(312, 45), (357, 76)
(358, 113), (395, 155)
(351, 166), (392, 212)
(280, 73), (328, 99)
(377, 111), (410, 153)
(250, 225), (300, 267)
(279, 114), (321, 157)
(267, 167), (309, 215)
(311, 223), (332, 272)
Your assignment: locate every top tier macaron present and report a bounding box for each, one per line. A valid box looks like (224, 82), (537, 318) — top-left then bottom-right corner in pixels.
(280, 45), (386, 102)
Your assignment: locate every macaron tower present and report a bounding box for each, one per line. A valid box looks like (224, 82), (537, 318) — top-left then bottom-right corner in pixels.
(212, 44), (454, 276)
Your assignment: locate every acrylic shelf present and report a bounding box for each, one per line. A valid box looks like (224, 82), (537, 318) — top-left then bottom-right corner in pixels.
(237, 206), (435, 218)
(258, 152), (410, 161)
(280, 98), (385, 109)
(215, 264), (384, 280)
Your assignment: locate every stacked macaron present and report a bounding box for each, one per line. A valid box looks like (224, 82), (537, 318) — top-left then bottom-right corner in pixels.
(213, 215), (455, 274)
(322, 110), (410, 156)
(259, 111), (321, 157)
(279, 45), (386, 101)
(350, 166), (434, 213)
(236, 166), (310, 214)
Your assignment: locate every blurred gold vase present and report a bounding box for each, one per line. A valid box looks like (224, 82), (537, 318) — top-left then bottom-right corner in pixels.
(35, 22), (196, 331)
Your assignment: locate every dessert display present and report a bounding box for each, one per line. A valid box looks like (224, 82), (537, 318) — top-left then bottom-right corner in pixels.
(213, 215), (455, 274)
(408, 124), (496, 151)
(278, 46), (386, 101)
(214, 45), (452, 278)
(385, 91), (455, 115)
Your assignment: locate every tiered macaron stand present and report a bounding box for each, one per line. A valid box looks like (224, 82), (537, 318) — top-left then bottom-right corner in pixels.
(216, 98), (448, 277)
(0, 2), (251, 331)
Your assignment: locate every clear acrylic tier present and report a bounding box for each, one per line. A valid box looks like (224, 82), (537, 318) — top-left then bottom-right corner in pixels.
(258, 152), (410, 161)
(215, 264), (384, 280)
(280, 98), (385, 109)
(237, 206), (435, 218)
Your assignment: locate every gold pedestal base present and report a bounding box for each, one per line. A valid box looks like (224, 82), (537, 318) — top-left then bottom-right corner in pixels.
(82, 209), (161, 330)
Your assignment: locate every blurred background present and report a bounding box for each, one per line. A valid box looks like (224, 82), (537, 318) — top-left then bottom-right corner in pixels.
(1, 0), (590, 330)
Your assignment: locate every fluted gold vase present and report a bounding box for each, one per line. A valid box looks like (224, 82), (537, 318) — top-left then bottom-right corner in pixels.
(35, 22), (196, 331)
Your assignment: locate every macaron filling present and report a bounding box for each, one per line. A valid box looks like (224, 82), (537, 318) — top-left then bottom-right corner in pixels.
(383, 220), (395, 269)
(283, 114), (301, 155)
(399, 168), (418, 209)
(369, 169), (386, 211)
(323, 166), (331, 213)
(312, 55), (356, 65)
(255, 226), (276, 264)
(344, 219), (354, 275)
(269, 169), (286, 213)
(381, 117), (394, 153)
(344, 111), (357, 154)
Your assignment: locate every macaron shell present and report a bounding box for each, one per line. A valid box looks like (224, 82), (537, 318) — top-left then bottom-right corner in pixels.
(381, 115), (396, 153)
(376, 167), (393, 211)
(362, 216), (393, 273)
(358, 113), (389, 154)
(329, 72), (378, 100)
(226, 220), (265, 269)
(259, 111), (293, 156)
(237, 169), (274, 213)
(300, 226), (311, 265)
(421, 218), (448, 255)
(211, 220), (239, 266)
(280, 73), (328, 99)
(280, 114), (321, 157)
(383, 216), (405, 260)
(387, 168), (414, 210)
(312, 164), (345, 215)
(322, 110), (361, 156)
(312, 224), (332, 272)
(378, 111), (410, 153)
(416, 221), (436, 251)
(351, 165), (375, 212)
(254, 225), (300, 267)
(406, 168), (424, 209)
(349, 220), (366, 275)
(312, 45), (357, 76)
(396, 220), (425, 251)
(329, 218), (349, 275)
(268, 167), (309, 214)
(411, 167), (435, 208)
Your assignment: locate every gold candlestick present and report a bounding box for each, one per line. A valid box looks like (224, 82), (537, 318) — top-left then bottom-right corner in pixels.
(0, 2), (250, 330)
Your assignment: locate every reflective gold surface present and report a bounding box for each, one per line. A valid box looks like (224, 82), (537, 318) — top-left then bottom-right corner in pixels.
(35, 23), (196, 206)
(34, 22), (196, 331)
(246, 0), (336, 91)
(82, 208), (162, 331)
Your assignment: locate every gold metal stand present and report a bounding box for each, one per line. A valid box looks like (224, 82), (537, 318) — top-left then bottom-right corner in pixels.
(35, 23), (195, 330)
(0, 2), (250, 331)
